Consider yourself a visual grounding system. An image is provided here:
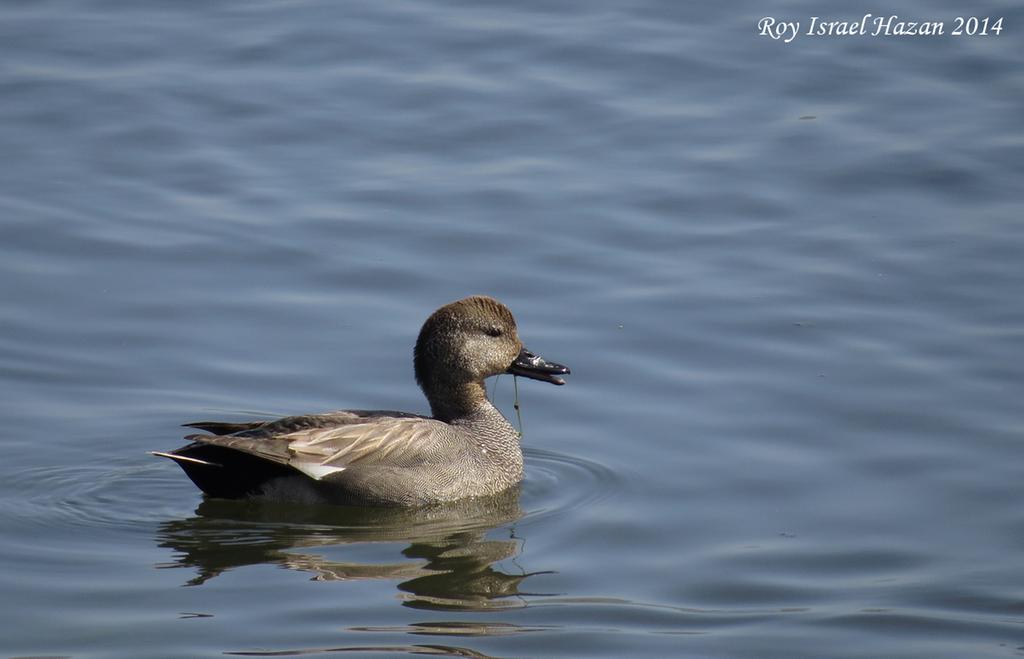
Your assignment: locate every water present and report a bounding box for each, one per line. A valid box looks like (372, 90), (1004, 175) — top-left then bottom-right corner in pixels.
(2, 0), (1022, 656)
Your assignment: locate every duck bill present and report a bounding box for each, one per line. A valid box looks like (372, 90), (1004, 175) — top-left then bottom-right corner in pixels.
(507, 347), (570, 385)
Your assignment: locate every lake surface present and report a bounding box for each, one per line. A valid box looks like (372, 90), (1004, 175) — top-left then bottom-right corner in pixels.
(2, 0), (1022, 657)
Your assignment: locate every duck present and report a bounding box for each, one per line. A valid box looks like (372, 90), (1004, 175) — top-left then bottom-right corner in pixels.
(153, 295), (570, 506)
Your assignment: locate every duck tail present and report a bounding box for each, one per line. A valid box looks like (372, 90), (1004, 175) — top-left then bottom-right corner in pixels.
(150, 443), (295, 499)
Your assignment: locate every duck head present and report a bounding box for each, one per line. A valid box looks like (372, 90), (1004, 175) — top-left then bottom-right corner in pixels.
(414, 296), (570, 419)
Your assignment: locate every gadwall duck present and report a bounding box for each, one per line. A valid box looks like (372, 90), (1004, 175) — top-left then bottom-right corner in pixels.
(153, 295), (570, 506)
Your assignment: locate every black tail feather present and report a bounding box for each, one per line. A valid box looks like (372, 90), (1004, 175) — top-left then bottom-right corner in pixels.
(157, 443), (297, 499)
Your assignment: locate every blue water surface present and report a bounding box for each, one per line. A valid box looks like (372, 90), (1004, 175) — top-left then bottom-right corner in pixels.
(1, 0), (1022, 657)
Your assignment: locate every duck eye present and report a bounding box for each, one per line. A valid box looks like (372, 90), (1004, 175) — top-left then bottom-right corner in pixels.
(484, 327), (503, 338)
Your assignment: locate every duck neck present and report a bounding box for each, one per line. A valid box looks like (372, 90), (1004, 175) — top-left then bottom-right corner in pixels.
(424, 378), (495, 423)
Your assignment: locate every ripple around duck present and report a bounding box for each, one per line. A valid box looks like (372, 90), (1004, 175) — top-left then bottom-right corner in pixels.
(519, 447), (620, 524)
(0, 448), (617, 536)
(0, 460), (184, 534)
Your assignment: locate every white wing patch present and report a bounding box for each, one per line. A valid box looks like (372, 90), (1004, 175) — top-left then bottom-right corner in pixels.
(293, 462), (346, 480)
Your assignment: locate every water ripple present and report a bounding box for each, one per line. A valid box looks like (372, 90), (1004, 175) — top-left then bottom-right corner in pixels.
(520, 447), (620, 524)
(0, 447), (616, 537)
(1, 460), (183, 533)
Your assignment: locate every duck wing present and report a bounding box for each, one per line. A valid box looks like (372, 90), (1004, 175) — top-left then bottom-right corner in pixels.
(183, 409), (421, 437)
(182, 420), (266, 435)
(181, 411), (447, 481)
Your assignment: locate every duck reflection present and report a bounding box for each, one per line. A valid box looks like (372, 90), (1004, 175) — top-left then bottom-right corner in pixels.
(155, 487), (554, 611)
